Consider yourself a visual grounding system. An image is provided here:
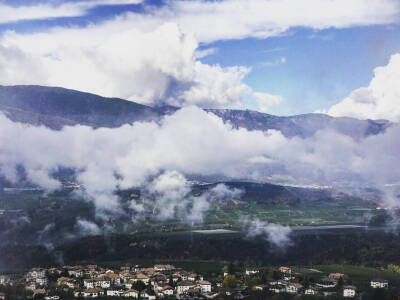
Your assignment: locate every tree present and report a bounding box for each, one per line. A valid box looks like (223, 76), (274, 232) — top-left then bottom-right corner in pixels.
(222, 275), (236, 288)
(272, 270), (281, 280)
(132, 280), (146, 292)
(388, 264), (400, 274)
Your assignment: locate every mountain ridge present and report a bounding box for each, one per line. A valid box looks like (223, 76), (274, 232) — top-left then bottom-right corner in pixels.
(0, 85), (392, 138)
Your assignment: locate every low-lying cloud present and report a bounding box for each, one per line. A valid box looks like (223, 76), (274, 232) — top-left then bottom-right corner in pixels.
(243, 218), (292, 249)
(0, 106), (400, 214)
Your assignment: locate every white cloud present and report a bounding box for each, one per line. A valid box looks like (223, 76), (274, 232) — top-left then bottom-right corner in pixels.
(244, 218), (292, 249)
(0, 45), (47, 85)
(254, 92), (284, 112)
(76, 218), (102, 236)
(1, 106), (400, 214)
(146, 171), (191, 220)
(206, 184), (244, 204)
(326, 53), (400, 122)
(0, 0), (144, 24)
(0, 22), (267, 108)
(260, 57), (287, 67)
(133, 0), (400, 43)
(195, 47), (218, 59)
(1, 0), (398, 44)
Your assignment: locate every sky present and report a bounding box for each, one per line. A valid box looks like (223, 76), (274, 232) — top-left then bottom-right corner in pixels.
(0, 0), (400, 118)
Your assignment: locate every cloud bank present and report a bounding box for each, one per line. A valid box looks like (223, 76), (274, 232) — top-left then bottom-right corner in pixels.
(1, 106), (400, 213)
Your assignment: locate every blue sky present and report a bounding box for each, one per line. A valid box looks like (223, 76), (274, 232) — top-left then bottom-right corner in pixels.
(0, 0), (399, 116)
(200, 25), (400, 115)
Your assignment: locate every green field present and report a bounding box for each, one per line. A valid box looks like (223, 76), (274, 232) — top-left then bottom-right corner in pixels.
(203, 200), (378, 228)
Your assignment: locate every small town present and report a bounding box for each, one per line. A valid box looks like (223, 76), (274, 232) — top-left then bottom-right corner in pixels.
(0, 263), (395, 299)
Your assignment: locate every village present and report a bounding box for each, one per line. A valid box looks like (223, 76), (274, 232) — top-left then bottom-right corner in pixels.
(0, 262), (394, 299)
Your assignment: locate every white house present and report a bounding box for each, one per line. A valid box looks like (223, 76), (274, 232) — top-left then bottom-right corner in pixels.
(161, 286), (174, 296)
(197, 280), (212, 293)
(284, 275), (295, 281)
(343, 286), (356, 298)
(64, 279), (78, 289)
(123, 289), (139, 298)
(96, 278), (111, 289)
(316, 281), (337, 288)
(36, 276), (48, 286)
(245, 269), (259, 276)
(279, 267), (292, 274)
(154, 264), (175, 272)
(134, 273), (150, 284)
(68, 269), (84, 278)
(28, 268), (46, 279)
(177, 281), (196, 294)
(254, 284), (268, 291)
(305, 287), (318, 295)
(140, 291), (156, 300)
(107, 289), (124, 297)
(286, 283), (303, 294)
(83, 279), (95, 289)
(82, 288), (104, 298)
(188, 273), (197, 281)
(269, 285), (286, 294)
(371, 279), (388, 289)
(0, 276), (9, 285)
(108, 273), (121, 285)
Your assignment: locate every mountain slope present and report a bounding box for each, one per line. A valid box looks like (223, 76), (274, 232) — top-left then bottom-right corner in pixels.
(0, 85), (161, 129)
(0, 85), (392, 138)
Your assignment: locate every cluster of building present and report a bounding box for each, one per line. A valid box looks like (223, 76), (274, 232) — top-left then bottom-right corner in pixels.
(0, 264), (393, 299)
(249, 266), (390, 298)
(0, 264), (214, 299)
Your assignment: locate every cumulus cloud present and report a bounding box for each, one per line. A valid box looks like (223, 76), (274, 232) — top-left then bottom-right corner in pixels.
(326, 53), (400, 122)
(0, 22), (270, 108)
(244, 218), (292, 249)
(0, 0), (144, 24)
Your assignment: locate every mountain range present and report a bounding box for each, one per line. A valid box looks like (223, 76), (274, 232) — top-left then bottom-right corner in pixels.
(0, 85), (392, 139)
